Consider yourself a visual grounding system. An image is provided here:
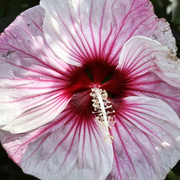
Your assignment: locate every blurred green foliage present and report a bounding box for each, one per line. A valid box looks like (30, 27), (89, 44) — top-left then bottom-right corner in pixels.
(0, 0), (180, 180)
(0, 0), (39, 17)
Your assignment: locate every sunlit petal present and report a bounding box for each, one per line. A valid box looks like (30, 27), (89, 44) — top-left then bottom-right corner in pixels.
(0, 6), (71, 133)
(40, 0), (176, 66)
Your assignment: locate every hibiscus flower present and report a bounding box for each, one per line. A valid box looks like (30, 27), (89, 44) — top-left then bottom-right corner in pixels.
(0, 0), (180, 180)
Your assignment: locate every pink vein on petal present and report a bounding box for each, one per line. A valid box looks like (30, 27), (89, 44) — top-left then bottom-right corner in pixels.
(102, 0), (135, 59)
(114, 122), (138, 178)
(114, 118), (154, 179)
(78, 2), (94, 61)
(3, 31), (67, 76)
(54, 3), (89, 62)
(111, 13), (155, 61)
(98, 0), (107, 56)
(122, 103), (177, 146)
(8, 108), (73, 162)
(67, 3), (91, 62)
(120, 44), (154, 71)
(88, 0), (96, 59)
(45, 20), (84, 62)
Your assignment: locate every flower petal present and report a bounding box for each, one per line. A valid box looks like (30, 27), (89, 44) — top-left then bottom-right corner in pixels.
(40, 0), (176, 66)
(118, 36), (180, 87)
(110, 96), (180, 180)
(132, 72), (180, 117)
(0, 6), (70, 133)
(0, 104), (113, 180)
(117, 36), (170, 76)
(117, 36), (180, 116)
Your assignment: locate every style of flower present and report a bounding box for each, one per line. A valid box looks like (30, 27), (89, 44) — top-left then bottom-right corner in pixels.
(0, 0), (180, 180)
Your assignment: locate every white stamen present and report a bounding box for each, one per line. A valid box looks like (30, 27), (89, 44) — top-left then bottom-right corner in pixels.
(95, 89), (108, 130)
(90, 88), (115, 141)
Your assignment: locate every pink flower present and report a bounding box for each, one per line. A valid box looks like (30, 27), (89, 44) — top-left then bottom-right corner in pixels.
(0, 0), (180, 179)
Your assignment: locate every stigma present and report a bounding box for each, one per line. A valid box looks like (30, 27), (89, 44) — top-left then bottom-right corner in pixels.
(90, 88), (115, 142)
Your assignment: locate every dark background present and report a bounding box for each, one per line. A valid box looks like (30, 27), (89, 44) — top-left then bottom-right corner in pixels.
(0, 0), (180, 179)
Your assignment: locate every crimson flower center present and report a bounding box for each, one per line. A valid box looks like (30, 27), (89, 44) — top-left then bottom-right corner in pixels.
(66, 60), (131, 118)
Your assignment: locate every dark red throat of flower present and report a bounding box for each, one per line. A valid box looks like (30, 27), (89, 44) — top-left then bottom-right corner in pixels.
(64, 60), (131, 140)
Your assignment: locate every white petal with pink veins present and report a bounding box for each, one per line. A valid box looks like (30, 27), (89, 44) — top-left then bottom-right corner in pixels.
(110, 96), (180, 180)
(40, 0), (176, 66)
(117, 36), (180, 116)
(117, 36), (170, 76)
(118, 36), (180, 87)
(0, 106), (113, 180)
(154, 56), (180, 88)
(0, 6), (71, 133)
